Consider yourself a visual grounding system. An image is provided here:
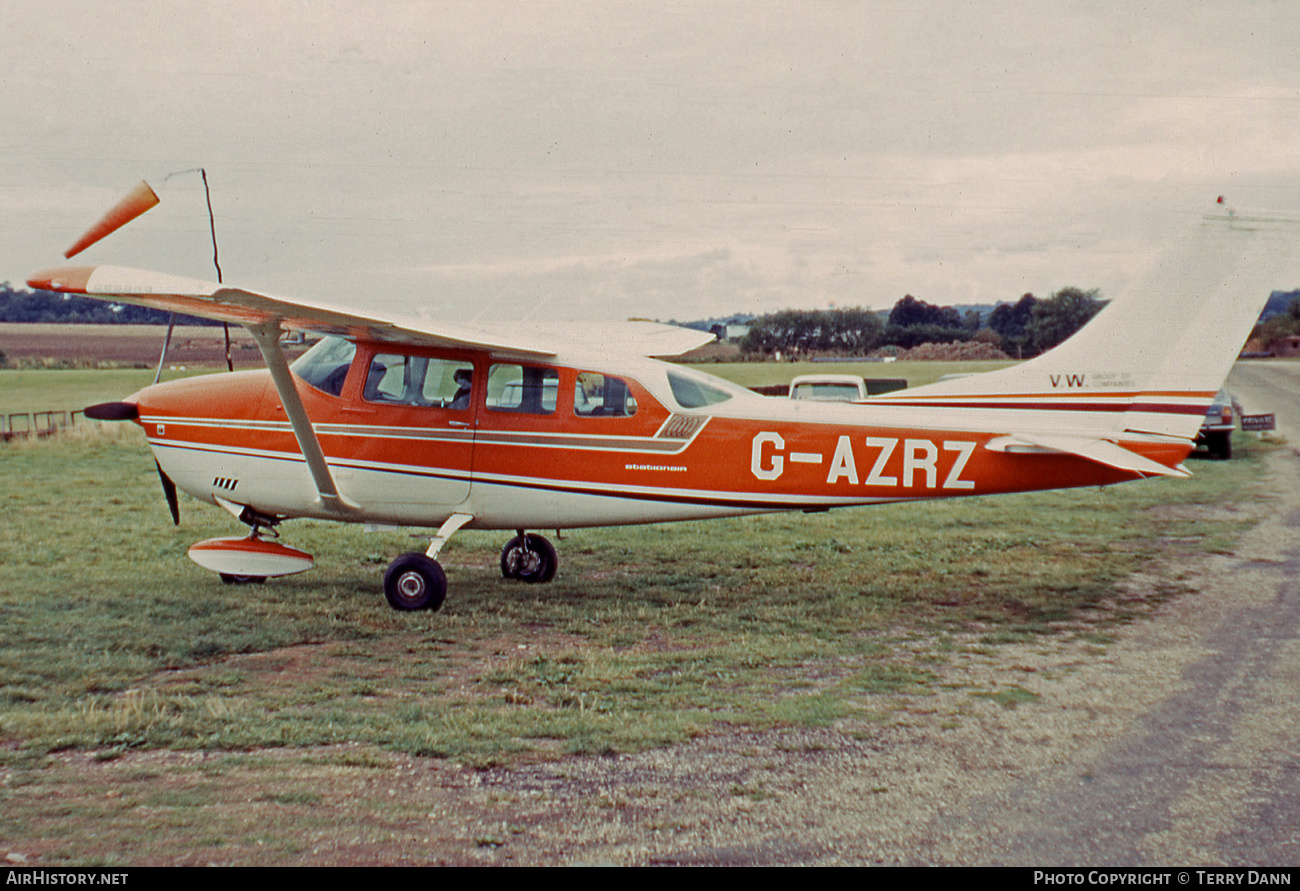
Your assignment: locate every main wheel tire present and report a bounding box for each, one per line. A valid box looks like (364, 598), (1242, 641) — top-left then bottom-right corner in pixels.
(383, 553), (447, 611)
(500, 534), (558, 584)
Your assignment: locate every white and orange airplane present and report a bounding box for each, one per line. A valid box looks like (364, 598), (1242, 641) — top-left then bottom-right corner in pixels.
(27, 192), (1298, 611)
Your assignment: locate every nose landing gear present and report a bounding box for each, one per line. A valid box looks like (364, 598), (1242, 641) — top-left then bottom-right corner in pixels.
(187, 523), (314, 585)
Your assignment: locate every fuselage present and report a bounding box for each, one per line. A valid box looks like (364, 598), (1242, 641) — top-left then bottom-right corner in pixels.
(127, 338), (1193, 532)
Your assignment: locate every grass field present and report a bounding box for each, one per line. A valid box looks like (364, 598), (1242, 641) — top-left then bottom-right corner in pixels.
(0, 360), (1277, 864)
(0, 363), (1271, 770)
(0, 367), (221, 416)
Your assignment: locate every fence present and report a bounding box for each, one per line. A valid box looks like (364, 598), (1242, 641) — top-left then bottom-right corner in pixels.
(1, 410), (84, 442)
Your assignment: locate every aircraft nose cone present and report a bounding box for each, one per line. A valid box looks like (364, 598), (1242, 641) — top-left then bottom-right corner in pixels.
(84, 401), (140, 421)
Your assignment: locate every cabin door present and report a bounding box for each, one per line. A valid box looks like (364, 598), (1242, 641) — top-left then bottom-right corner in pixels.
(340, 350), (478, 516)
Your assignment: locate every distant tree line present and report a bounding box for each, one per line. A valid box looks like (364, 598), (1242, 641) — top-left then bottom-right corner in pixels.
(0, 282), (214, 326)
(740, 287), (1106, 358)
(1252, 289), (1300, 344)
(737, 307), (885, 354)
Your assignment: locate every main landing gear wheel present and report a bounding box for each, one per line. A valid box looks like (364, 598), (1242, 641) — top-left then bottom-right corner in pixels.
(500, 533), (558, 583)
(383, 553), (448, 611)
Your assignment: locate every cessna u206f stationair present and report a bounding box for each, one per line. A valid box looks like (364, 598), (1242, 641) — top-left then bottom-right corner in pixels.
(28, 199), (1299, 611)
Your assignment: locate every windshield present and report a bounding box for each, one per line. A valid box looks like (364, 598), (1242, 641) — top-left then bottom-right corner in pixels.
(290, 336), (356, 397)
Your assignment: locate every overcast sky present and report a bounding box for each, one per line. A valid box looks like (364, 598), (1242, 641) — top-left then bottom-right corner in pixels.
(4, 0), (1299, 324)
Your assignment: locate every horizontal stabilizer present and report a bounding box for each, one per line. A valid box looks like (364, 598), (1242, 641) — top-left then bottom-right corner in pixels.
(987, 433), (1190, 479)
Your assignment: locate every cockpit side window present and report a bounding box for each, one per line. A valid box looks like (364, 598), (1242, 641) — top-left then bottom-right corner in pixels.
(290, 336), (357, 397)
(363, 353), (474, 408)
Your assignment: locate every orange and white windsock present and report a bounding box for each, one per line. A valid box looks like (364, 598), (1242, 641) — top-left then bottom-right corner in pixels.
(63, 180), (160, 258)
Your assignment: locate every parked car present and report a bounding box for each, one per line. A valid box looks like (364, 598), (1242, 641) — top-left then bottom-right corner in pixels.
(1196, 388), (1236, 459)
(788, 374), (868, 402)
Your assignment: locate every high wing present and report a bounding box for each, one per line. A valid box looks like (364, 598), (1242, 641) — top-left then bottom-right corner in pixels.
(26, 264), (716, 359)
(30, 262), (713, 519)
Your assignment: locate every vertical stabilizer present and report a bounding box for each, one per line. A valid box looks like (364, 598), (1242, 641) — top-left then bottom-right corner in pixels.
(881, 201), (1300, 439)
(1025, 204), (1299, 395)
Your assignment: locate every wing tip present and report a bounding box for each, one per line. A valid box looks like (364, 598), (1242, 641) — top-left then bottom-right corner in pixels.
(28, 265), (95, 294)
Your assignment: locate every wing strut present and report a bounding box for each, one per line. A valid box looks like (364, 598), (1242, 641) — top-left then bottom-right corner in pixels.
(247, 321), (358, 515)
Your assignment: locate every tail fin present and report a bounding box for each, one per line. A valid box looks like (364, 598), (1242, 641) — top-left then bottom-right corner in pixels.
(884, 201), (1300, 440)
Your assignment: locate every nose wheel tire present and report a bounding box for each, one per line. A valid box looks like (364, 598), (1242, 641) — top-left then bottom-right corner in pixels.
(383, 553), (448, 611)
(500, 534), (558, 583)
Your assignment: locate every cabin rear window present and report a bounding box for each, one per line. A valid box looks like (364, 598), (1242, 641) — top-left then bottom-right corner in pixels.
(574, 372), (637, 417)
(291, 337), (356, 397)
(486, 364), (558, 414)
(667, 370), (734, 408)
